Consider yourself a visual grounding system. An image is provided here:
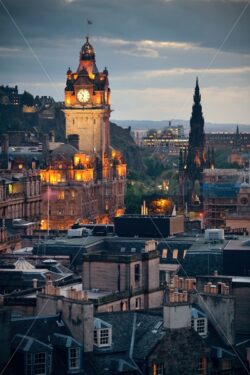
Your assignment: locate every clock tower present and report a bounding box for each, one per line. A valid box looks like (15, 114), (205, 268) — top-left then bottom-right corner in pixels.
(63, 37), (111, 162)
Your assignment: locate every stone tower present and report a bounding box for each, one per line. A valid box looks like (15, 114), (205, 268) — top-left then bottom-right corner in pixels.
(63, 37), (111, 163)
(179, 78), (209, 208)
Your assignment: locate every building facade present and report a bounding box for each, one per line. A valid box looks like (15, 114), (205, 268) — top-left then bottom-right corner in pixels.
(203, 169), (250, 230)
(40, 37), (126, 229)
(0, 171), (41, 222)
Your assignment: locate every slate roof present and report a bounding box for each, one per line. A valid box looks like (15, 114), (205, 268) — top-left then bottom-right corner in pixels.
(11, 315), (71, 346)
(12, 334), (52, 353)
(51, 333), (81, 348)
(95, 311), (164, 358)
(89, 310), (208, 375)
(87, 353), (139, 375)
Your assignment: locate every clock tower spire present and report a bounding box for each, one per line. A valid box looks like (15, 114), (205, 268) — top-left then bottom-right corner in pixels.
(63, 37), (111, 163)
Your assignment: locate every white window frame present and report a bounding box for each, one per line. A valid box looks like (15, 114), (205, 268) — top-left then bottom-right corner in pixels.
(93, 328), (112, 348)
(192, 317), (208, 336)
(69, 347), (81, 370)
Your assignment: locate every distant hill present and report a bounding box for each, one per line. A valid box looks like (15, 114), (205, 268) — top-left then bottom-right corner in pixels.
(113, 119), (250, 134)
(0, 103), (65, 142)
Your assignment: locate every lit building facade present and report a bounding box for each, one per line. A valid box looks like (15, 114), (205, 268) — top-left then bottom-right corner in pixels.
(40, 38), (126, 230)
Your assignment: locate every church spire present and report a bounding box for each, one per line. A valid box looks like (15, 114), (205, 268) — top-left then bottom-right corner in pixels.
(194, 76), (201, 105)
(185, 78), (206, 206)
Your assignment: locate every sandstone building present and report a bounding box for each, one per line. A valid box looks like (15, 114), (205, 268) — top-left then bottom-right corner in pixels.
(40, 37), (126, 229)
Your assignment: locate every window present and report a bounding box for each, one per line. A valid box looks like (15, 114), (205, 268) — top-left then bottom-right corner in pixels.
(69, 347), (80, 370)
(26, 353), (32, 375)
(152, 363), (164, 375)
(173, 249), (178, 259)
(134, 264), (140, 282)
(94, 328), (112, 347)
(34, 352), (46, 375)
(58, 191), (64, 200)
(183, 249), (187, 259)
(198, 357), (207, 375)
(94, 318), (112, 348)
(197, 318), (206, 334)
(100, 329), (109, 345)
(162, 249), (168, 259)
(135, 297), (141, 310)
(192, 318), (207, 336)
(222, 360), (232, 370)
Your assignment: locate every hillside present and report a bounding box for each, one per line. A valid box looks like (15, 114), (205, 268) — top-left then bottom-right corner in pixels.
(110, 122), (145, 175)
(0, 103), (144, 175)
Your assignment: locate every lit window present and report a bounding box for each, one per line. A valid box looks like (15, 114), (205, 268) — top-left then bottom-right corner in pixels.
(198, 357), (207, 375)
(152, 363), (164, 375)
(58, 191), (65, 200)
(71, 190), (76, 199)
(173, 249), (178, 259)
(69, 347), (80, 370)
(183, 249), (187, 259)
(8, 184), (13, 194)
(34, 352), (46, 375)
(134, 264), (140, 282)
(162, 249), (168, 259)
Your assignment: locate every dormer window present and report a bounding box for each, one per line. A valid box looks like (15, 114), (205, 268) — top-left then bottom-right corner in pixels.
(192, 308), (208, 337)
(94, 318), (112, 348)
(191, 317), (208, 336)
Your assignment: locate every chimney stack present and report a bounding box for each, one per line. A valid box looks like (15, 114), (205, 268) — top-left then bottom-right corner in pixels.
(68, 134), (79, 150)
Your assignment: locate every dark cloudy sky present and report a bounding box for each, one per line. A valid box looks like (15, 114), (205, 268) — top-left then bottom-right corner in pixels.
(0, 0), (250, 123)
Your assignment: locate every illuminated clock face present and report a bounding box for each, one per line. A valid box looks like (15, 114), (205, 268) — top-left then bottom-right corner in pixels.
(77, 89), (90, 103)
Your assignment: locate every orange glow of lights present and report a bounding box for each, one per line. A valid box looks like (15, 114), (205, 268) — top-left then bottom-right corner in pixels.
(194, 153), (201, 167)
(74, 153), (91, 167)
(116, 164), (126, 177)
(115, 208), (124, 217)
(95, 92), (102, 105)
(74, 169), (93, 182)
